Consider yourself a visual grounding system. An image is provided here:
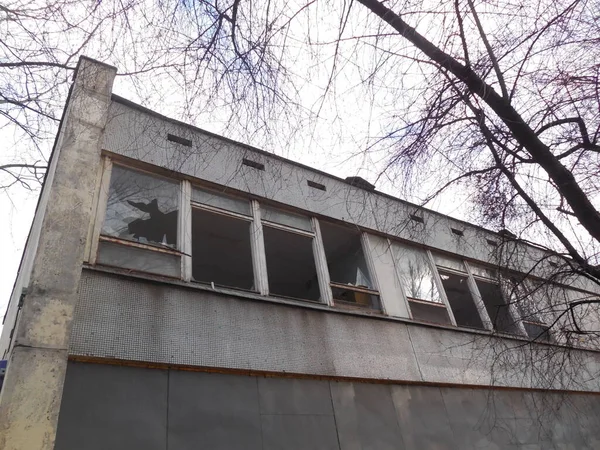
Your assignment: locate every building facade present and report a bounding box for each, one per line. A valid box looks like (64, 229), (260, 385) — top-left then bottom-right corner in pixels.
(1, 57), (600, 449)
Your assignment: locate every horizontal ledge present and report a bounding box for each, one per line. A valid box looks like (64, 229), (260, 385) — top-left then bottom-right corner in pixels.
(68, 355), (600, 396)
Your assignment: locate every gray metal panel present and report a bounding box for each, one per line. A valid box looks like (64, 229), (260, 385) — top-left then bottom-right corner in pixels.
(390, 384), (458, 450)
(71, 270), (421, 381)
(54, 362), (168, 450)
(261, 414), (340, 450)
(55, 363), (600, 450)
(168, 371), (262, 450)
(330, 382), (405, 450)
(258, 377), (333, 415)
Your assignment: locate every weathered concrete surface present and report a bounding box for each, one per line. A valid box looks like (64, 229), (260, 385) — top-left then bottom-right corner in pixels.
(71, 270), (600, 392)
(0, 57), (116, 450)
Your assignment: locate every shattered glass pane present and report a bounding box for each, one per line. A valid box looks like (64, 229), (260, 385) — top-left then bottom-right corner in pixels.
(102, 165), (179, 248)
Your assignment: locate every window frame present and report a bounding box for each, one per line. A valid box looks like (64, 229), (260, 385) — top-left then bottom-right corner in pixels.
(91, 158), (187, 277)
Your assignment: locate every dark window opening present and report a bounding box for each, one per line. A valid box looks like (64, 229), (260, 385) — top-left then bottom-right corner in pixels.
(409, 299), (452, 325)
(242, 158), (265, 170)
(486, 239), (498, 247)
(438, 270), (484, 329)
(263, 226), (320, 301)
(451, 228), (464, 236)
(476, 280), (519, 334)
(191, 208), (254, 290)
(320, 222), (373, 289)
(102, 165), (179, 248)
(167, 133), (192, 147)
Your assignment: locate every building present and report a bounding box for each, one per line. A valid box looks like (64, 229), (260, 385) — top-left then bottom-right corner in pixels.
(0, 56), (599, 449)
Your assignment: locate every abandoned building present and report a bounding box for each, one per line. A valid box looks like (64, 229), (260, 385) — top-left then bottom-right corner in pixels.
(1, 56), (600, 449)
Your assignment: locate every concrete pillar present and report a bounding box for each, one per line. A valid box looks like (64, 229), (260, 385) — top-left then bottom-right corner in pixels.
(0, 57), (116, 450)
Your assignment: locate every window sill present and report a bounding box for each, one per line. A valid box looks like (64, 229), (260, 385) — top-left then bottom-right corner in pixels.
(82, 263), (600, 354)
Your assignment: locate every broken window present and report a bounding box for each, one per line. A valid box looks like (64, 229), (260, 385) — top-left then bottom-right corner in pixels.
(263, 225), (320, 301)
(320, 221), (380, 310)
(258, 207), (319, 300)
(191, 207), (254, 290)
(476, 279), (520, 334)
(438, 269), (485, 329)
(504, 278), (553, 342)
(102, 165), (179, 248)
(392, 242), (450, 324)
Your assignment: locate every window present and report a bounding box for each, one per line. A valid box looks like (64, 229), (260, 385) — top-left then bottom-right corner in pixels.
(261, 206), (319, 301)
(191, 187), (254, 290)
(504, 279), (553, 342)
(98, 165), (181, 277)
(320, 222), (380, 310)
(102, 165), (179, 247)
(476, 279), (520, 334)
(469, 264), (520, 334)
(392, 242), (451, 325)
(263, 226), (320, 300)
(434, 255), (491, 330)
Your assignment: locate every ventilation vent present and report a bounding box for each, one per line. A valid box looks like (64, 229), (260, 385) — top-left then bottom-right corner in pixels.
(498, 229), (516, 239)
(409, 214), (424, 224)
(345, 176), (375, 191)
(451, 228), (464, 236)
(486, 239), (498, 247)
(167, 133), (192, 147)
(307, 180), (326, 191)
(242, 158), (265, 171)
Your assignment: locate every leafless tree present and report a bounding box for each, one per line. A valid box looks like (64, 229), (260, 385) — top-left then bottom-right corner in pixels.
(3, 0), (600, 334)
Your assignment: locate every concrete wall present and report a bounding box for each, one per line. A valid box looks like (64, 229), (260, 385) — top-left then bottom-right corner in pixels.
(0, 57), (116, 450)
(54, 361), (600, 450)
(70, 270), (600, 392)
(102, 99), (593, 289)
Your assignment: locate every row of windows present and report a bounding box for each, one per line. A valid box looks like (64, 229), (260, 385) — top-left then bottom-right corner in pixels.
(92, 161), (592, 343)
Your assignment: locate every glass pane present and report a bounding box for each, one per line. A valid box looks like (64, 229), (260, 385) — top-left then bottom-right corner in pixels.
(192, 208), (254, 290)
(102, 165), (179, 248)
(523, 322), (552, 342)
(320, 221), (373, 289)
(438, 269), (484, 329)
(192, 187), (251, 216)
(332, 286), (381, 311)
(476, 279), (519, 334)
(409, 300), (451, 325)
(97, 241), (181, 277)
(261, 205), (312, 232)
(392, 242), (442, 303)
(469, 264), (498, 280)
(263, 226), (320, 301)
(433, 254), (466, 273)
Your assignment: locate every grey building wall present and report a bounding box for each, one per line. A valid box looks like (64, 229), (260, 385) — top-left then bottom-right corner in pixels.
(70, 269), (600, 392)
(54, 361), (600, 450)
(102, 98), (597, 291)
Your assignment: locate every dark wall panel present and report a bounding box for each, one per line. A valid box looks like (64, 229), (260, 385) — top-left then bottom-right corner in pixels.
(54, 362), (168, 450)
(55, 362), (600, 450)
